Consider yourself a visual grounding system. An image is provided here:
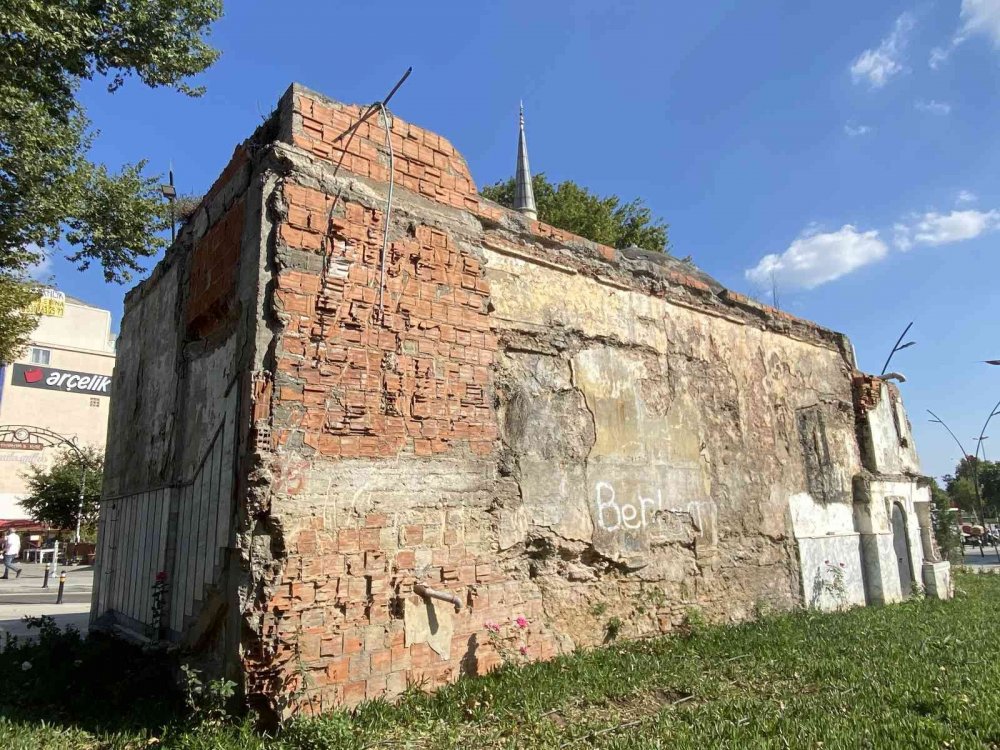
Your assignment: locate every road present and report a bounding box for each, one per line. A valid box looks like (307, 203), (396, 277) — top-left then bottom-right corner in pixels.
(0, 563), (93, 643)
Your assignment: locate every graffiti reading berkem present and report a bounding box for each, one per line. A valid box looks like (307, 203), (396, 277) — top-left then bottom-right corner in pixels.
(593, 481), (715, 539)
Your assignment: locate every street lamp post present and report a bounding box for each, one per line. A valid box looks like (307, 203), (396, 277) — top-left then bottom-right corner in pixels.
(928, 407), (1000, 557)
(74, 457), (87, 545)
(880, 321), (916, 377)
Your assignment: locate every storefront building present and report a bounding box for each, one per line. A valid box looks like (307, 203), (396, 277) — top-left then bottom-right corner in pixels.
(0, 291), (116, 520)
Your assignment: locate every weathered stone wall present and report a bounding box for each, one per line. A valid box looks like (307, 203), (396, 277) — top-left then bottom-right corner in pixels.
(235, 85), (876, 716)
(96, 128), (270, 652)
(98, 82), (947, 720)
(104, 144), (252, 498)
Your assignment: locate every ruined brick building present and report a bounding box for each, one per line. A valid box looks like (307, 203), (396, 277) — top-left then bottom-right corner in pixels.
(91, 83), (951, 718)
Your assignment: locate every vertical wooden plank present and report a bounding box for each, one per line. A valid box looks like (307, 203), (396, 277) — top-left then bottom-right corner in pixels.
(131, 495), (145, 623)
(143, 492), (158, 624)
(140, 492), (156, 624)
(155, 489), (170, 631)
(117, 497), (131, 618)
(105, 501), (119, 615)
(216, 411), (235, 566)
(106, 499), (119, 615)
(172, 485), (191, 633)
(131, 496), (144, 622)
(168, 488), (182, 634)
(184, 476), (201, 617)
(115, 497), (131, 617)
(192, 444), (210, 604)
(156, 489), (170, 582)
(109, 499), (125, 615)
(127, 496), (141, 622)
(186, 462), (208, 618)
(133, 494), (146, 624)
(202, 433), (221, 592)
(145, 491), (159, 624)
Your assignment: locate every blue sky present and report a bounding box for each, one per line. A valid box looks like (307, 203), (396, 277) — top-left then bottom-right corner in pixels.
(46, 0), (1000, 481)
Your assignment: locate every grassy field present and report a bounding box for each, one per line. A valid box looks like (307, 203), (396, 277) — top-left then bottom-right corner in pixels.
(2, 571), (999, 749)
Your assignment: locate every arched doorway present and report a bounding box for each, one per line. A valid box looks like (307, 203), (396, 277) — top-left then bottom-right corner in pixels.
(890, 503), (914, 597)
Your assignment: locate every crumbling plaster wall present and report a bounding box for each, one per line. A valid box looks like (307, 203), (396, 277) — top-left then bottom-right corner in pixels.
(103, 145), (255, 497)
(100, 82), (947, 719)
(852, 378), (949, 603)
(485, 243), (865, 619)
(95, 124), (277, 655)
(235, 84), (881, 716)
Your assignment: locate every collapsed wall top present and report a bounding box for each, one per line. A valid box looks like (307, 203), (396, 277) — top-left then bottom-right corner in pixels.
(174, 82), (851, 356)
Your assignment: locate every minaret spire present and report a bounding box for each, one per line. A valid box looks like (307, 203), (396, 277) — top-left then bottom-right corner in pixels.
(514, 101), (537, 220)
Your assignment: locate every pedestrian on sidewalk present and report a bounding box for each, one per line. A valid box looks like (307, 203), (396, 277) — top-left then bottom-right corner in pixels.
(2, 530), (22, 579)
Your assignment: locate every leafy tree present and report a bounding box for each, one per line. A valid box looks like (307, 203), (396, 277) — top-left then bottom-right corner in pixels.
(945, 456), (1000, 518)
(20, 447), (103, 533)
(0, 1), (223, 364)
(0, 277), (40, 365)
(928, 478), (961, 562)
(481, 173), (670, 254)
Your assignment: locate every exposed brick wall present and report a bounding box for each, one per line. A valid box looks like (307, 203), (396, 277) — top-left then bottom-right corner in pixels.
(241, 177), (548, 713)
(230, 85), (883, 718)
(186, 199), (246, 339)
(852, 373), (883, 417)
(271, 181), (499, 458)
(245, 507), (559, 712)
(293, 94), (481, 214)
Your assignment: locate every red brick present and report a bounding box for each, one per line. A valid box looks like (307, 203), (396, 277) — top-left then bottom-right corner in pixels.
(343, 680), (367, 705)
(343, 633), (364, 654)
(321, 634), (343, 657)
(338, 529), (360, 552)
(291, 583), (315, 604)
(360, 528), (381, 551)
(370, 649), (392, 675)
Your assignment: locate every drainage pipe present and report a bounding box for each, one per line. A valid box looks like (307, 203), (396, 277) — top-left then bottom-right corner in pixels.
(413, 583), (462, 612)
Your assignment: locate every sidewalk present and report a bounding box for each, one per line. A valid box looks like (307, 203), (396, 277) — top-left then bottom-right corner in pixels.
(956, 546), (1000, 574)
(0, 563), (93, 642)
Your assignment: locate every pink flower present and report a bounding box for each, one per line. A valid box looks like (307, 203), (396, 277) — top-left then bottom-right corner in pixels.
(155, 571), (168, 583)
(515, 616), (528, 629)
(519, 645), (528, 656)
(484, 622), (500, 633)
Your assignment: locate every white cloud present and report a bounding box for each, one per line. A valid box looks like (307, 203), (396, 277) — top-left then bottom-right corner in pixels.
(26, 256), (52, 281)
(745, 225), (889, 290)
(851, 13), (915, 88)
(931, 0), (1000, 66)
(23, 244), (52, 281)
(957, 189), (978, 204)
(844, 122), (873, 136)
(929, 46), (951, 68)
(894, 208), (1000, 249)
(915, 99), (952, 115)
(957, 0), (1000, 46)
(893, 223), (913, 251)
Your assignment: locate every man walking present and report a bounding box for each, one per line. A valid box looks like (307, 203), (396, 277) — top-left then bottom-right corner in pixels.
(2, 529), (22, 579)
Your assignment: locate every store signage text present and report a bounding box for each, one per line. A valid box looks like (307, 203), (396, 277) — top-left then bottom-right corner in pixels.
(12, 364), (111, 396)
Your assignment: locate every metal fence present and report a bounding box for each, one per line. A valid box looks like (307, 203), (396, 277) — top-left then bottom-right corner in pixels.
(92, 419), (235, 639)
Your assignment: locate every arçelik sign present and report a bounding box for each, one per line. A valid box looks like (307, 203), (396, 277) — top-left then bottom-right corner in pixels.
(11, 364), (111, 396)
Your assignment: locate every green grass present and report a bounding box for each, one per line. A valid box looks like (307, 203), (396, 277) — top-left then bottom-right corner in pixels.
(3, 571), (1000, 749)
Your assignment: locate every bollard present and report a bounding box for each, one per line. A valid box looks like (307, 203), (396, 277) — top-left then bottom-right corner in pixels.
(56, 570), (65, 604)
(42, 567), (50, 589)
